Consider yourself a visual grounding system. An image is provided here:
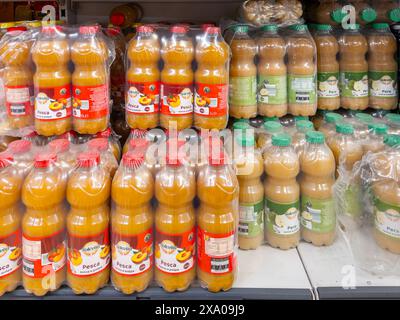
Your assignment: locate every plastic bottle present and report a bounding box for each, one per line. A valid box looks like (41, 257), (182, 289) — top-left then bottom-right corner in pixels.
(368, 23), (398, 110)
(257, 24), (287, 117)
(109, 3), (142, 30)
(384, 113), (400, 134)
(257, 121), (284, 153)
(300, 131), (336, 246)
(293, 120), (315, 155)
(229, 25), (257, 119)
(22, 153), (67, 296)
(94, 127), (122, 161)
(287, 25), (317, 116)
(314, 24), (340, 111)
(314, 0), (345, 25)
(264, 134), (300, 250)
(32, 25), (71, 136)
(87, 138), (118, 177)
(71, 25), (110, 134)
(0, 26), (34, 129)
(345, 0), (377, 25)
(345, 111), (374, 140)
(197, 150), (239, 292)
(7, 139), (34, 177)
(372, 0), (400, 24)
(318, 112), (343, 139)
(338, 24), (369, 110)
(48, 138), (76, 176)
(66, 151), (111, 294)
(194, 27), (230, 130)
(363, 123), (388, 153)
(0, 154), (22, 296)
(126, 25), (160, 129)
(160, 26), (194, 130)
(111, 152), (154, 294)
(154, 141), (196, 292)
(236, 135), (264, 250)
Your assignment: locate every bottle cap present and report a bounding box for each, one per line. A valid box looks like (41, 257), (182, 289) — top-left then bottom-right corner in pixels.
(325, 112), (343, 124)
(384, 113), (400, 123)
(368, 123), (388, 135)
(88, 138), (108, 152)
(233, 122), (250, 131)
(346, 23), (361, 30)
(110, 13), (125, 26)
(77, 151), (100, 168)
(355, 112), (374, 124)
(137, 25), (155, 33)
(295, 116), (309, 122)
(272, 133), (291, 147)
(41, 25), (62, 34)
(95, 127), (112, 138)
(171, 25), (187, 33)
(389, 8), (400, 23)
(331, 9), (346, 23)
(8, 140), (32, 154)
(263, 116), (279, 122)
(34, 153), (57, 168)
(237, 134), (255, 147)
(206, 27), (220, 34)
(201, 23), (215, 31)
(79, 25), (100, 34)
(123, 151), (145, 167)
(306, 131), (325, 144)
(384, 134), (400, 147)
(360, 8), (377, 23)
(209, 149), (225, 166)
(336, 122), (354, 135)
(0, 153), (13, 169)
(48, 139), (70, 153)
(316, 24), (333, 32)
(129, 137), (149, 150)
(234, 25), (249, 33)
(372, 23), (390, 30)
(7, 26), (27, 32)
(261, 24), (278, 32)
(296, 120), (314, 132)
(289, 24), (308, 32)
(264, 121), (283, 133)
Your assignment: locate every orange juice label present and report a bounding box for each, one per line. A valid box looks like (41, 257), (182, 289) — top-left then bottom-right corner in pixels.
(5, 85), (34, 117)
(155, 228), (195, 274)
(34, 85), (72, 121)
(160, 83), (194, 115)
(72, 84), (109, 120)
(67, 228), (110, 277)
(126, 81), (160, 114)
(22, 229), (66, 278)
(197, 227), (236, 275)
(111, 228), (153, 276)
(0, 229), (22, 278)
(194, 83), (228, 117)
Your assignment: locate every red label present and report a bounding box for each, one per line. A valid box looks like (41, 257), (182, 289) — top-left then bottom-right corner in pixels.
(5, 85), (34, 117)
(34, 85), (71, 121)
(111, 228), (153, 276)
(72, 84), (109, 119)
(194, 83), (228, 117)
(22, 229), (66, 279)
(160, 83), (193, 116)
(155, 228), (195, 274)
(0, 229), (22, 278)
(126, 81), (160, 114)
(197, 227), (236, 275)
(67, 228), (110, 277)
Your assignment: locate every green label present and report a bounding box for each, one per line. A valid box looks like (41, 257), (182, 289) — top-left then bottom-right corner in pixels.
(373, 197), (400, 239)
(300, 195), (335, 233)
(344, 184), (362, 218)
(288, 74), (316, 104)
(317, 72), (340, 98)
(339, 71), (368, 98)
(239, 200), (264, 237)
(369, 71), (397, 98)
(265, 198), (300, 235)
(257, 74), (287, 105)
(229, 76), (257, 105)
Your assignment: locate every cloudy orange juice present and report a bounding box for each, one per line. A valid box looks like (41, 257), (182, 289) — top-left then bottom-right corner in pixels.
(111, 152), (154, 294)
(66, 151), (111, 294)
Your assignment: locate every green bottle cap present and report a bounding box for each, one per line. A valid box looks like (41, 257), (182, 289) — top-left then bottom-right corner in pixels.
(346, 23), (361, 30)
(325, 112), (343, 124)
(296, 120), (314, 132)
(236, 134), (255, 147)
(272, 133), (292, 147)
(316, 24), (333, 32)
(264, 121), (283, 133)
(307, 23), (317, 31)
(331, 8), (346, 23)
(234, 25), (249, 33)
(384, 113), (400, 124)
(261, 24), (278, 32)
(372, 23), (390, 30)
(360, 8), (377, 23)
(336, 122), (354, 135)
(368, 123), (388, 135)
(263, 116), (279, 122)
(289, 24), (308, 32)
(306, 131), (325, 144)
(233, 122), (251, 130)
(294, 116), (309, 122)
(384, 134), (400, 147)
(355, 112), (374, 124)
(389, 8), (400, 23)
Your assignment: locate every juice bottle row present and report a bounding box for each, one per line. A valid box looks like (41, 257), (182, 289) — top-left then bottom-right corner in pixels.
(306, 0), (400, 25)
(0, 24), (115, 137)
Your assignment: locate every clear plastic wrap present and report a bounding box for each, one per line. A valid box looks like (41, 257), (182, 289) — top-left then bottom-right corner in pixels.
(0, 153), (23, 296)
(21, 152), (67, 296)
(239, 0), (304, 27)
(87, 137), (119, 177)
(111, 151), (154, 294)
(66, 151), (111, 294)
(264, 133), (301, 249)
(93, 127), (122, 161)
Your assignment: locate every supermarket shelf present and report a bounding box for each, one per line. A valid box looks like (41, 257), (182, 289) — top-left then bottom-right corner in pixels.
(298, 229), (400, 300)
(0, 246), (313, 300)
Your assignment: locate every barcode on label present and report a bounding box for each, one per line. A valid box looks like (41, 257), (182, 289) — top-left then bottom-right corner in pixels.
(10, 105), (26, 115)
(238, 223), (249, 235)
(23, 259), (34, 277)
(211, 257), (230, 274)
(296, 92), (310, 102)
